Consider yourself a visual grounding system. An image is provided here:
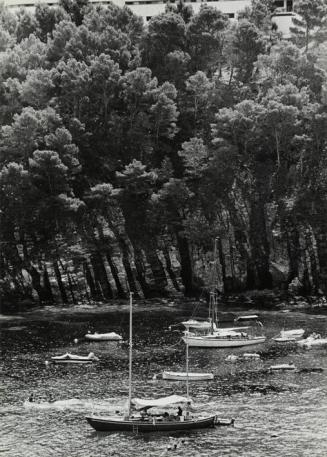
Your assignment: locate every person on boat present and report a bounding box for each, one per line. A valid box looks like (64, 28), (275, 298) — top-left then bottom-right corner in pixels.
(177, 406), (183, 419)
(48, 393), (55, 403)
(28, 393), (35, 402)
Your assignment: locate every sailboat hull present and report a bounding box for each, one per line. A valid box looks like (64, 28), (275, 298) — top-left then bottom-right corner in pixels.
(162, 371), (214, 381)
(86, 415), (216, 432)
(183, 336), (266, 348)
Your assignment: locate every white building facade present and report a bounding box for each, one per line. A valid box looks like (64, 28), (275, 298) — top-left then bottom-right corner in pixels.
(4, 0), (295, 25)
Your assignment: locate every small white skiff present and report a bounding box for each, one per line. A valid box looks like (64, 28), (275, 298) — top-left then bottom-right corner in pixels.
(297, 333), (327, 349)
(162, 371), (214, 381)
(51, 352), (99, 364)
(273, 329), (305, 343)
(85, 332), (122, 341)
(269, 364), (296, 371)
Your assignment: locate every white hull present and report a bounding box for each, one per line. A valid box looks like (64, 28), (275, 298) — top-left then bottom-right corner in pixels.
(269, 364), (296, 371)
(182, 335), (266, 348)
(297, 336), (327, 348)
(51, 359), (95, 364)
(281, 329), (304, 338)
(85, 332), (122, 341)
(273, 337), (296, 343)
(162, 371), (214, 381)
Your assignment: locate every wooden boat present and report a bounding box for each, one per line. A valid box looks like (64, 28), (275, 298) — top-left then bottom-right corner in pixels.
(269, 364), (296, 371)
(85, 332), (122, 341)
(51, 352), (99, 364)
(183, 332), (266, 348)
(86, 414), (217, 432)
(297, 333), (327, 348)
(162, 371), (214, 381)
(86, 293), (228, 433)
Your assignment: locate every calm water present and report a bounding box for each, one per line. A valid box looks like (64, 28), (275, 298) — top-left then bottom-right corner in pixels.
(0, 301), (327, 457)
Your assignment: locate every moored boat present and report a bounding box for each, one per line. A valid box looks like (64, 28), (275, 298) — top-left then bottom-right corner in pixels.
(51, 352), (99, 364)
(85, 293), (230, 433)
(269, 364), (296, 371)
(86, 414), (217, 432)
(85, 332), (122, 341)
(273, 329), (305, 343)
(183, 333), (266, 348)
(297, 333), (327, 348)
(162, 371), (214, 381)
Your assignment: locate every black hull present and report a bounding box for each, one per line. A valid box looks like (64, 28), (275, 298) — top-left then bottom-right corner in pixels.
(86, 416), (216, 432)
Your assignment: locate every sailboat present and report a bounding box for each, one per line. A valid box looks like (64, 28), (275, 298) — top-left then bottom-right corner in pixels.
(182, 241), (266, 348)
(162, 340), (214, 381)
(86, 293), (226, 432)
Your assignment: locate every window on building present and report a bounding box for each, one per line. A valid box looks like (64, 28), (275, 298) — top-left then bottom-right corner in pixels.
(228, 13), (235, 18)
(146, 16), (152, 21)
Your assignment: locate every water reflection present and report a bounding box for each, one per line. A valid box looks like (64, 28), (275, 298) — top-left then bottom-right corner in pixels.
(0, 304), (326, 456)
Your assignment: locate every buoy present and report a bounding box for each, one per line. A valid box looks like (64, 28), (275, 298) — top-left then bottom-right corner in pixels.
(74, 338), (78, 344)
(152, 374), (157, 380)
(45, 360), (49, 366)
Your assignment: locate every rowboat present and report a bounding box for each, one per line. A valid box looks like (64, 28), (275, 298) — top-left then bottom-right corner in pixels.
(162, 371), (214, 381)
(51, 352), (99, 364)
(85, 332), (122, 341)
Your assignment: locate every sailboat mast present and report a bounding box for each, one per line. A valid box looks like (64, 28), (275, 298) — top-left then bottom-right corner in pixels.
(186, 341), (189, 399)
(128, 292), (133, 417)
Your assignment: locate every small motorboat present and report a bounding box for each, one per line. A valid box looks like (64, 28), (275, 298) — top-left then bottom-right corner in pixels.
(225, 353), (261, 362)
(297, 333), (327, 349)
(242, 352), (261, 360)
(234, 315), (259, 322)
(51, 352), (99, 364)
(273, 329), (305, 343)
(269, 364), (296, 371)
(162, 371), (214, 381)
(85, 332), (122, 341)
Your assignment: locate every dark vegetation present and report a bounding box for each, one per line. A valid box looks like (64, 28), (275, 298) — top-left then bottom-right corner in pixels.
(0, 0), (327, 311)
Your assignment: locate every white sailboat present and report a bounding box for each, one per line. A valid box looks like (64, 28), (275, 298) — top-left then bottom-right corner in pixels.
(86, 293), (228, 432)
(162, 340), (214, 381)
(182, 241), (266, 348)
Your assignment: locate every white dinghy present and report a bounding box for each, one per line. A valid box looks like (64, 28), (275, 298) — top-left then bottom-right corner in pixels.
(269, 364), (296, 371)
(51, 352), (99, 364)
(85, 332), (122, 341)
(273, 328), (305, 343)
(297, 333), (327, 349)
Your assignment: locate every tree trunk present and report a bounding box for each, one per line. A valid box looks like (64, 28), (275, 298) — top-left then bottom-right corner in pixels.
(175, 229), (198, 296)
(248, 190), (272, 289)
(53, 261), (69, 304)
(90, 253), (113, 299)
(162, 244), (180, 292)
(43, 265), (54, 303)
(105, 251), (126, 298)
(29, 265), (47, 304)
(83, 260), (97, 299)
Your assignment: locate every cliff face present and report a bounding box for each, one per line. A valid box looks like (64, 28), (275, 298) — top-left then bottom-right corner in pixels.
(1, 198), (326, 313)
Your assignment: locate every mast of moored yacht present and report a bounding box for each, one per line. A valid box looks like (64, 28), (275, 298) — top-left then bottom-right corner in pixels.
(128, 292), (133, 417)
(210, 238), (219, 334)
(186, 340), (189, 399)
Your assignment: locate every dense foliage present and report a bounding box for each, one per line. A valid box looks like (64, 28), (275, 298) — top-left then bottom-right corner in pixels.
(0, 0), (326, 309)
